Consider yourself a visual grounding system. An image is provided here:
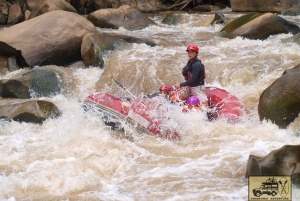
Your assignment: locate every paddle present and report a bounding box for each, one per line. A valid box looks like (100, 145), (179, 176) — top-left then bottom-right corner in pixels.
(113, 79), (137, 99)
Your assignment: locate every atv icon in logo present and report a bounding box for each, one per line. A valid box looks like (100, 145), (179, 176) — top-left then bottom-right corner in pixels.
(248, 176), (291, 201)
(253, 177), (278, 197)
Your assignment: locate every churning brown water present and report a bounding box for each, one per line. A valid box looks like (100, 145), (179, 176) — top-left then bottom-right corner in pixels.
(1, 12), (300, 200)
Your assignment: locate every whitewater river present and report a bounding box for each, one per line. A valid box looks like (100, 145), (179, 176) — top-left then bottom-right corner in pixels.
(1, 12), (300, 200)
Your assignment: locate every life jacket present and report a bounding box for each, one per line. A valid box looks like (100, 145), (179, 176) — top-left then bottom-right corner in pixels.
(183, 58), (205, 81)
(182, 104), (203, 113)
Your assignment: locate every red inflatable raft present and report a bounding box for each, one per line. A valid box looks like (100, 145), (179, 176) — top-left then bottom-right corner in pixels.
(83, 87), (244, 140)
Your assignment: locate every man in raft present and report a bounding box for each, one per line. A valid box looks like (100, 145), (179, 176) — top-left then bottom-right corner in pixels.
(174, 44), (208, 106)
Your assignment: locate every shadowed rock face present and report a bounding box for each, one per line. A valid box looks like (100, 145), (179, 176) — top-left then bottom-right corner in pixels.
(258, 64), (300, 128)
(0, 10), (98, 67)
(221, 12), (300, 40)
(246, 145), (300, 185)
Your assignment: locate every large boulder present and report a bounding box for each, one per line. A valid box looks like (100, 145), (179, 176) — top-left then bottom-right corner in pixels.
(0, 10), (98, 67)
(258, 64), (300, 128)
(230, 0), (300, 12)
(246, 145), (300, 185)
(87, 5), (155, 30)
(29, 0), (77, 19)
(81, 32), (156, 67)
(0, 67), (66, 98)
(0, 99), (61, 124)
(221, 13), (300, 40)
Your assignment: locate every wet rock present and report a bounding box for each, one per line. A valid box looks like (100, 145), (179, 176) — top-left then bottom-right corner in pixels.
(281, 7), (300, 16)
(258, 64), (300, 128)
(81, 33), (118, 67)
(0, 0), (8, 25)
(0, 10), (98, 67)
(7, 4), (23, 25)
(87, 5), (155, 30)
(81, 32), (156, 67)
(221, 13), (300, 40)
(0, 99), (61, 124)
(246, 145), (300, 185)
(29, 0), (77, 19)
(0, 68), (65, 98)
(161, 14), (180, 25)
(230, 0), (300, 12)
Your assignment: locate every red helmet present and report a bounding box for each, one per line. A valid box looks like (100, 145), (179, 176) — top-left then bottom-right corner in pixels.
(186, 44), (199, 53)
(159, 85), (174, 93)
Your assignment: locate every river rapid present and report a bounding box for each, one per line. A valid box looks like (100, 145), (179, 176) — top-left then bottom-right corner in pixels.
(1, 12), (300, 200)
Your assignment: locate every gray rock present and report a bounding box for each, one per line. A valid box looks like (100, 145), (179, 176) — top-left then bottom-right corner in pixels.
(161, 14), (180, 25)
(0, 68), (65, 98)
(258, 64), (300, 128)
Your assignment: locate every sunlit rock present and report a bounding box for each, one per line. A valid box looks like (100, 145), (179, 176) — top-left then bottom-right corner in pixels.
(221, 12), (300, 40)
(258, 64), (300, 128)
(161, 14), (181, 25)
(0, 99), (61, 124)
(7, 4), (23, 25)
(29, 0), (77, 19)
(81, 32), (156, 67)
(87, 5), (155, 30)
(246, 145), (300, 185)
(0, 67), (65, 98)
(230, 0), (300, 12)
(0, 10), (98, 67)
